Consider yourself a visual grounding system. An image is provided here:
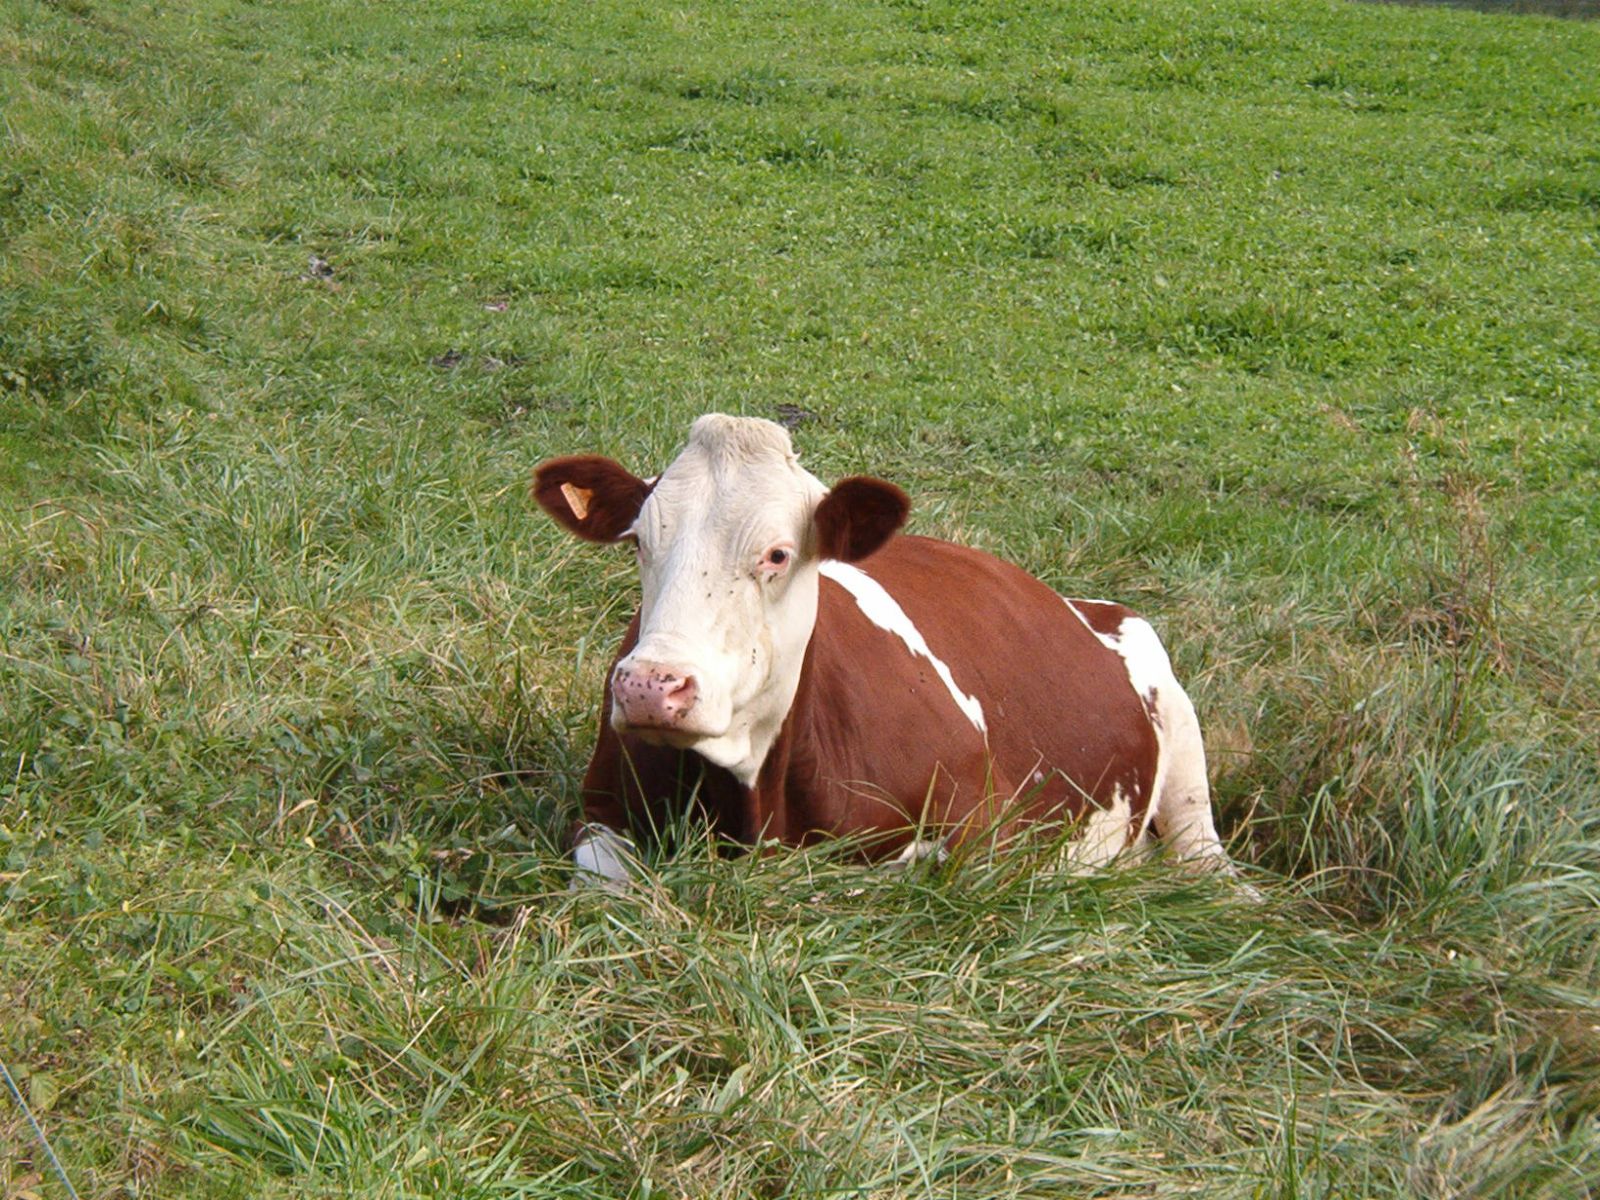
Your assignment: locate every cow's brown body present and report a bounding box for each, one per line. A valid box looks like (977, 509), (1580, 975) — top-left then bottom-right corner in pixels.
(578, 536), (1158, 856)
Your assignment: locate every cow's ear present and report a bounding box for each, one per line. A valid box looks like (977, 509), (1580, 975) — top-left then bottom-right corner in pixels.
(534, 455), (650, 543)
(815, 476), (910, 562)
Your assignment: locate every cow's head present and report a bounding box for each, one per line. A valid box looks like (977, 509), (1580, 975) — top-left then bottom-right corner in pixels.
(536, 414), (908, 783)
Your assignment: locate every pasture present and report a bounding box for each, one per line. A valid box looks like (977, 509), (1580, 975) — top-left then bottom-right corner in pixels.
(2, 0), (1598, 1195)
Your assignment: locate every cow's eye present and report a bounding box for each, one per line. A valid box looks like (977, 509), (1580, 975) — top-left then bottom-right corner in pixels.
(759, 545), (794, 577)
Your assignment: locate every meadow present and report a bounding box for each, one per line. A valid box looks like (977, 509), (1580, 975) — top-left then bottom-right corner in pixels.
(3, 0), (1599, 1195)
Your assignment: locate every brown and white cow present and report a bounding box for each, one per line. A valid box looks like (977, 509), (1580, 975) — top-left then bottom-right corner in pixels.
(535, 414), (1237, 887)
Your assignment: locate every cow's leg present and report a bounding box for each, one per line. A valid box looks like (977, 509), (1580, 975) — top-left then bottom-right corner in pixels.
(570, 728), (711, 888)
(1148, 683), (1258, 897)
(1149, 683), (1227, 862)
(888, 837), (949, 868)
(1065, 783), (1138, 869)
(569, 718), (653, 892)
(571, 823), (636, 891)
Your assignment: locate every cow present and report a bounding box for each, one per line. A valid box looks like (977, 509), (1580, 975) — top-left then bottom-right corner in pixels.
(535, 414), (1239, 888)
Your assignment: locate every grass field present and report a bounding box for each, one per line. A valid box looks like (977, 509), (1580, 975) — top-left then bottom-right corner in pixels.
(3, 0), (1599, 1195)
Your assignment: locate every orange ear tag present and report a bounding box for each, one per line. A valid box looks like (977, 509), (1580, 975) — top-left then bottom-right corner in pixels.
(560, 483), (594, 521)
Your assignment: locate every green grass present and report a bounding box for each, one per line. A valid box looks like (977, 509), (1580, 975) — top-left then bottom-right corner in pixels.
(3, 0), (1598, 1195)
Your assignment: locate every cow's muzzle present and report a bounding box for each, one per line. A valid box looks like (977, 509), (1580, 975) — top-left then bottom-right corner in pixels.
(611, 660), (703, 733)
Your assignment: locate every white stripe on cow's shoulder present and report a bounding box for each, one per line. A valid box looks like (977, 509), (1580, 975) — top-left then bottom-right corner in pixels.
(821, 561), (987, 734)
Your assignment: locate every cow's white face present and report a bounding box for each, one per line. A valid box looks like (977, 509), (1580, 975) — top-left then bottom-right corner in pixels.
(621, 416), (828, 778)
(536, 414), (908, 785)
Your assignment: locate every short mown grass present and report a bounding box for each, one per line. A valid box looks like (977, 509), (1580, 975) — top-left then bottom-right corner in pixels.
(3, 0), (1598, 1196)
